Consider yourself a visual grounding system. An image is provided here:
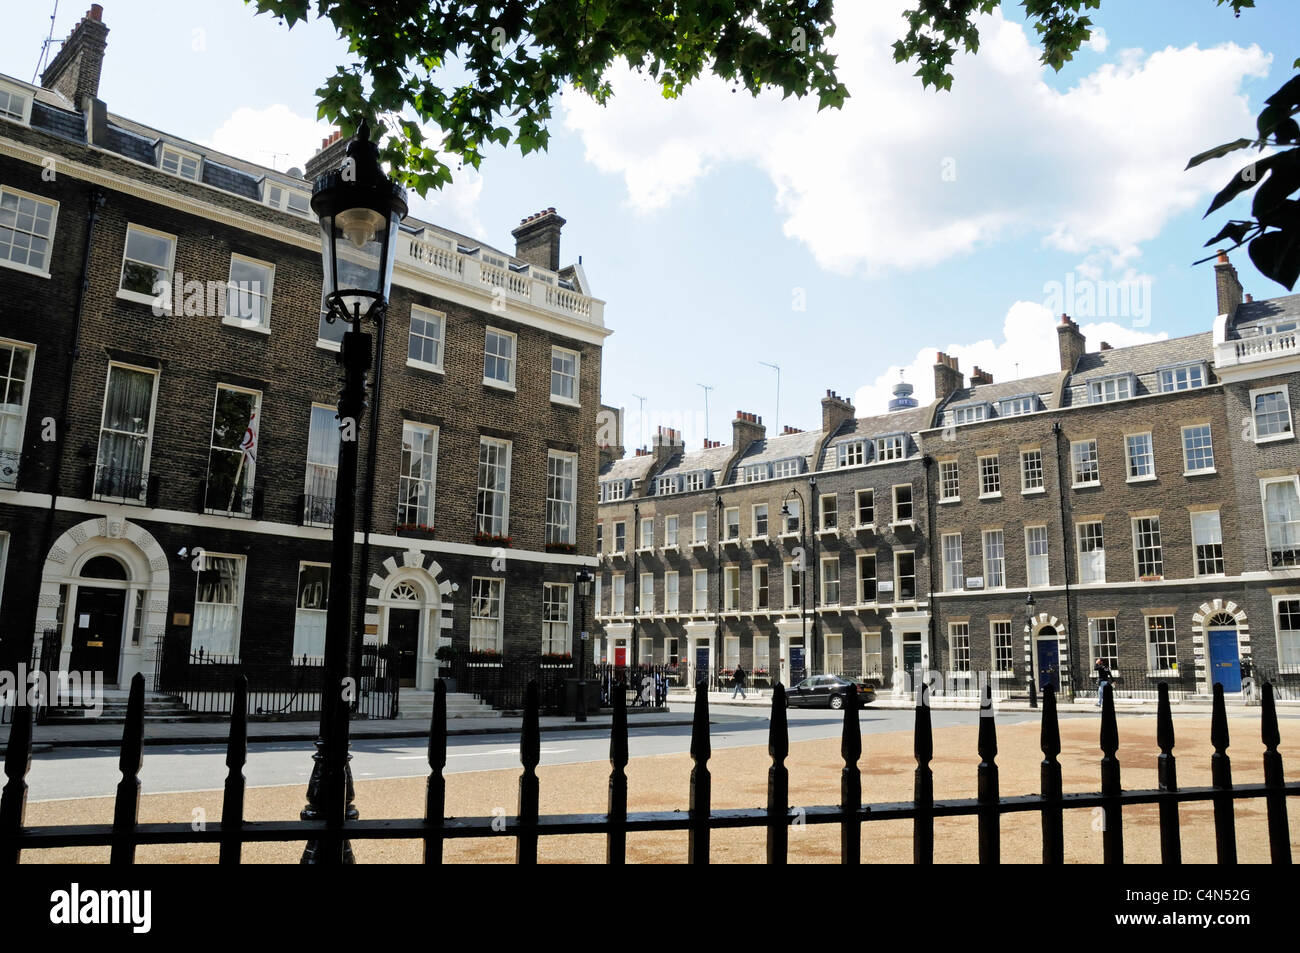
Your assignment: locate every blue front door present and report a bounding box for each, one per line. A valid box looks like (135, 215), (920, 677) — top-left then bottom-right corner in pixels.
(1208, 629), (1241, 692)
(1037, 637), (1060, 693)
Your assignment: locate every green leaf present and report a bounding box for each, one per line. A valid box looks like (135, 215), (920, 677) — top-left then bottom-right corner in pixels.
(1185, 138), (1255, 170)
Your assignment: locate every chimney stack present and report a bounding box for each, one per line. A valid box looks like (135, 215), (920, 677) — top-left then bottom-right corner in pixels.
(703, 438), (722, 449)
(732, 411), (766, 452)
(652, 426), (684, 466)
(41, 5), (109, 109)
(933, 353), (964, 402)
(820, 390), (855, 437)
(782, 425), (803, 435)
(304, 129), (348, 183)
(1056, 314), (1085, 373)
(970, 366), (993, 387)
(511, 208), (566, 271)
(1099, 341), (1113, 351)
(1214, 250), (1244, 318)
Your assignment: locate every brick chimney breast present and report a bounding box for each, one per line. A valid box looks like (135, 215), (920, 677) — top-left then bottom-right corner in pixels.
(933, 352), (964, 402)
(304, 129), (349, 182)
(511, 208), (567, 271)
(41, 5), (110, 109)
(820, 390), (855, 436)
(970, 366), (993, 387)
(1214, 250), (1243, 318)
(1056, 314), (1086, 373)
(732, 410), (766, 452)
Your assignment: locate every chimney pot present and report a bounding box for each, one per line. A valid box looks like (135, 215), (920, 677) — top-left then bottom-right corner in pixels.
(1245, 293), (1253, 303)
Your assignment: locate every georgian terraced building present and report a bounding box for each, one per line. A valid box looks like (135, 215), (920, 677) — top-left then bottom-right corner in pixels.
(0, 7), (607, 691)
(595, 254), (1300, 699)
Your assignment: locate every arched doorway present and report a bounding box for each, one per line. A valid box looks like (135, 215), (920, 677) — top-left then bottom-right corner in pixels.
(1205, 612), (1241, 692)
(68, 555), (129, 680)
(382, 580), (425, 688)
(1036, 625), (1061, 693)
(367, 549), (455, 691)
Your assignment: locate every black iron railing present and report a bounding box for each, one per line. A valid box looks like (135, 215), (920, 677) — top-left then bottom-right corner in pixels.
(1, 678), (1295, 864)
(0, 630), (58, 726)
(1270, 546), (1300, 569)
(301, 493), (335, 527)
(90, 464), (153, 505)
(0, 448), (18, 487)
(1089, 667), (1199, 701)
(449, 655), (573, 711)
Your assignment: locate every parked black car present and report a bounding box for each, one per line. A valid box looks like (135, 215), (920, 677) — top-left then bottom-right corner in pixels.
(786, 675), (876, 709)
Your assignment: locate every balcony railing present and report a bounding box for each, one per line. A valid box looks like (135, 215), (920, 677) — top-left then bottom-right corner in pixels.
(0, 448), (18, 487)
(1215, 330), (1300, 367)
(399, 232), (605, 327)
(1270, 545), (1300, 569)
(302, 494), (336, 528)
(90, 464), (154, 506)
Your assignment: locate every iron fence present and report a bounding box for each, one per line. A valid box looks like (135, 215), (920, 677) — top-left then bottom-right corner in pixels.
(590, 663), (672, 707)
(448, 655), (573, 712)
(1, 676), (1295, 864)
(0, 448), (18, 487)
(1091, 667), (1200, 701)
(89, 463), (154, 506)
(0, 630), (59, 727)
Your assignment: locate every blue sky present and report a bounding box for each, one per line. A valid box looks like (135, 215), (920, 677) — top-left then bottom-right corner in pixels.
(3, 1), (1297, 444)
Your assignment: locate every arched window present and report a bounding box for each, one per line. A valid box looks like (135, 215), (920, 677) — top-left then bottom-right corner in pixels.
(1207, 612), (1236, 628)
(389, 581), (421, 602)
(79, 555), (128, 580)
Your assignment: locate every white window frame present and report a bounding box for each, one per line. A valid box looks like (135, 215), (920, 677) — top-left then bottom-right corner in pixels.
(483, 327), (517, 390)
(724, 566), (740, 611)
(752, 503), (769, 539)
(1273, 596), (1300, 671)
(1077, 521), (1105, 584)
(407, 305), (446, 373)
(784, 560), (803, 610)
(0, 186), (58, 278)
(545, 450), (577, 545)
(1132, 516), (1164, 580)
(656, 475), (678, 496)
(753, 563), (770, 610)
(1145, 615), (1178, 674)
(469, 577), (505, 652)
(692, 569), (709, 614)
(773, 459), (800, 480)
(550, 345), (581, 406)
(292, 562), (330, 658)
(475, 436), (513, 537)
(205, 384), (261, 517)
(159, 145), (202, 181)
(820, 556), (839, 605)
(611, 574), (626, 615)
(837, 440), (866, 467)
(1021, 448), (1045, 494)
(1261, 475), (1300, 569)
(1124, 432), (1155, 482)
(939, 460), (960, 502)
(638, 516), (654, 551)
(191, 552), (245, 658)
(264, 181), (312, 216)
(1250, 385), (1293, 443)
(223, 253), (274, 332)
(117, 223), (177, 308)
(685, 471), (708, 492)
(978, 454), (1001, 498)
(1181, 424), (1215, 475)
(983, 529), (1006, 589)
(1071, 439), (1100, 487)
(542, 583), (573, 655)
(942, 533), (964, 592)
(856, 489), (875, 527)
(781, 498), (801, 535)
(640, 572), (654, 614)
(0, 81), (34, 126)
(1158, 363), (1205, 393)
(1025, 525), (1050, 588)
(1088, 617), (1119, 672)
(818, 493), (838, 531)
(0, 338), (35, 486)
(894, 550), (917, 602)
(95, 362), (160, 502)
(1087, 375), (1133, 404)
(876, 435), (906, 461)
(991, 621), (1015, 676)
(664, 514), (679, 548)
(665, 571), (680, 613)
(892, 484), (914, 523)
(948, 623), (971, 674)
(724, 506), (740, 540)
(303, 402), (340, 526)
(857, 553), (877, 603)
(1191, 510), (1225, 577)
(952, 405), (987, 426)
(613, 520), (627, 554)
(692, 510), (709, 547)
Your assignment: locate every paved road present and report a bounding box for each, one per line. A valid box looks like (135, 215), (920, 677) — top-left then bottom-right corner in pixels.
(26, 703), (1112, 802)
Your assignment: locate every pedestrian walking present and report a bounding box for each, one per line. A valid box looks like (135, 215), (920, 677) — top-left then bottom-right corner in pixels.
(731, 664), (747, 700)
(1094, 657), (1111, 708)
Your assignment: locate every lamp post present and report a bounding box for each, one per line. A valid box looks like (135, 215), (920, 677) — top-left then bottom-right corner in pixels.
(780, 487), (807, 684)
(714, 493), (723, 688)
(300, 120), (407, 864)
(1025, 591), (1038, 710)
(575, 568), (592, 723)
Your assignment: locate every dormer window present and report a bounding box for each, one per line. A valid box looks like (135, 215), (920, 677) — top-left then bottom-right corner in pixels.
(951, 404), (988, 425)
(1087, 374), (1133, 404)
(0, 82), (32, 125)
(772, 458), (801, 479)
(685, 471), (708, 492)
(875, 434), (906, 462)
(1157, 363), (1206, 393)
(836, 440), (866, 468)
(656, 475), (678, 496)
(605, 480), (626, 502)
(160, 146), (201, 181)
(743, 463), (769, 483)
(266, 183), (312, 216)
(999, 395), (1039, 416)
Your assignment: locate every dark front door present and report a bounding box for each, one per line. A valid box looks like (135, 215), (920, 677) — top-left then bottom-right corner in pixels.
(790, 645), (805, 684)
(388, 608), (419, 687)
(1037, 632), (1060, 693)
(1208, 629), (1241, 692)
(69, 587), (125, 685)
(903, 641), (922, 687)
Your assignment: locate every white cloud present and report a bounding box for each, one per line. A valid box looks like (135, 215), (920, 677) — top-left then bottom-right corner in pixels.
(851, 301), (1166, 415)
(561, 3), (1270, 276)
(1087, 28), (1110, 53)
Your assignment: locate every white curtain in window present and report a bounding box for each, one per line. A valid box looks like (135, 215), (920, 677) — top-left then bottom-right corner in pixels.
(192, 556), (240, 656)
(305, 406), (340, 496)
(99, 367), (154, 478)
(1265, 481), (1300, 547)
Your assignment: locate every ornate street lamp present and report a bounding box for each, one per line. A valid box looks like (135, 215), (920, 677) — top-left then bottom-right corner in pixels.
(1025, 591), (1038, 710)
(575, 567), (593, 723)
(780, 487), (808, 685)
(300, 120), (407, 864)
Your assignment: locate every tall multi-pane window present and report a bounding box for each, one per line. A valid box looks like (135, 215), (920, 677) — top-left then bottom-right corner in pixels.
(1146, 615), (1177, 671)
(893, 484), (913, 522)
(858, 554), (877, 603)
(191, 554), (243, 657)
(983, 530), (1006, 588)
(1181, 424), (1215, 474)
(1026, 526), (1050, 587)
(786, 562), (802, 609)
(665, 515), (679, 547)
(304, 403), (340, 525)
(0, 341), (33, 486)
(96, 365), (157, 502)
(206, 386), (260, 516)
(1192, 510), (1224, 576)
(821, 557), (839, 605)
(942, 533), (963, 591)
(397, 423), (438, 527)
(1133, 517), (1164, 578)
(753, 504), (769, 537)
(550, 347), (580, 403)
(612, 575), (626, 614)
(1088, 618), (1119, 671)
(693, 511), (709, 544)
(819, 494), (838, 530)
(862, 632), (883, 678)
(1021, 449), (1044, 492)
(408, 306), (445, 370)
(664, 571), (680, 612)
(292, 564), (329, 657)
(476, 437), (512, 536)
(470, 577), (504, 651)
(978, 455), (1001, 496)
(1125, 433), (1155, 480)
(693, 570), (709, 613)
(639, 516), (654, 550)
(992, 621), (1014, 674)
(1263, 478), (1300, 568)
(1072, 440), (1100, 486)
(225, 255), (274, 330)
(1251, 386), (1293, 442)
(824, 634), (843, 673)
(0, 187), (57, 275)
(725, 507), (740, 540)
(118, 224), (176, 305)
(640, 573), (654, 614)
(753, 565), (769, 609)
(939, 461), (960, 501)
(896, 552), (917, 601)
(541, 583), (572, 655)
(783, 498), (800, 533)
(596, 523), (603, 555)
(1078, 521), (1105, 583)
(1277, 599), (1300, 669)
(545, 451), (576, 544)
(613, 521), (626, 553)
(1159, 364), (1205, 392)
(856, 489), (874, 525)
(949, 623), (971, 673)
(483, 328), (516, 386)
(724, 566), (740, 610)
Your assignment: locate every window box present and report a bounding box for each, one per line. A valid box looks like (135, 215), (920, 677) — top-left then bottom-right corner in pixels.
(545, 541), (577, 554)
(748, 535), (771, 546)
(978, 492), (1003, 500)
(395, 523), (436, 539)
(540, 653), (574, 666)
(1138, 574), (1164, 582)
(1022, 487), (1046, 496)
(723, 536), (743, 548)
(661, 543), (679, 554)
(691, 540), (709, 550)
(890, 519), (916, 531)
(853, 523), (877, 536)
(817, 526), (839, 538)
(474, 532), (513, 547)
(779, 530), (800, 541)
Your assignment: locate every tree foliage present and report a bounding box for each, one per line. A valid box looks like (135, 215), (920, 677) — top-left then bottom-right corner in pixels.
(248, 0), (848, 195)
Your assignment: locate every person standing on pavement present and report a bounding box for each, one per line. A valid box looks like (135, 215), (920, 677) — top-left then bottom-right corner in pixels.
(1094, 657), (1111, 708)
(731, 664), (747, 700)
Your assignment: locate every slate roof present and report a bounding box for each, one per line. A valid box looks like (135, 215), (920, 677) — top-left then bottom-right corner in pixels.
(599, 453), (657, 483)
(1231, 293), (1300, 334)
(1062, 333), (1215, 407)
(818, 402), (936, 468)
(655, 443), (735, 482)
(729, 428), (824, 477)
(933, 371), (1062, 429)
